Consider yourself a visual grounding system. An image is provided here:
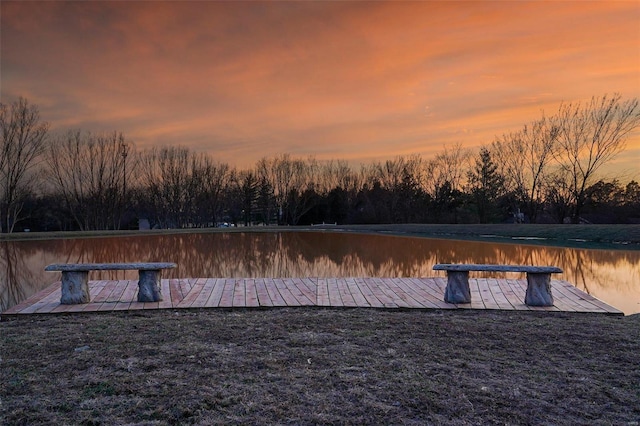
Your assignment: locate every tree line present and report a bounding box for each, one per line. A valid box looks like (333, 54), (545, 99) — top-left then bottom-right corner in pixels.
(1, 94), (639, 233)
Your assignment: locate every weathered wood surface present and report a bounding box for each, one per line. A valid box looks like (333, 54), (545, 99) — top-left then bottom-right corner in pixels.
(2, 277), (623, 317)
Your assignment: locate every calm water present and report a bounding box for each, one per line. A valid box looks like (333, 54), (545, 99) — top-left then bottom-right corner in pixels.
(1, 231), (638, 314)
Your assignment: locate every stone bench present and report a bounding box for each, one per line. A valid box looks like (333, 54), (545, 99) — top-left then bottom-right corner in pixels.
(45, 262), (177, 304)
(432, 264), (563, 306)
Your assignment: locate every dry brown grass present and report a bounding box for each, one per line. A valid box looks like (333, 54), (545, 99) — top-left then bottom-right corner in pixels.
(2, 308), (639, 425)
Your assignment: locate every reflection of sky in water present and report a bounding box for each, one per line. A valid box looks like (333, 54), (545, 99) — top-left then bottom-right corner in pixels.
(1, 232), (639, 314)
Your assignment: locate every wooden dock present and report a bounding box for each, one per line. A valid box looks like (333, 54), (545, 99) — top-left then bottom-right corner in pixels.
(2, 277), (623, 317)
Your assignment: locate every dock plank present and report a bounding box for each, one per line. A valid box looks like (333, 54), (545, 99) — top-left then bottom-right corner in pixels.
(191, 278), (217, 308)
(477, 278), (500, 310)
(496, 279), (528, 311)
(177, 278), (207, 308)
(2, 282), (59, 314)
(552, 281), (592, 310)
(232, 279), (246, 307)
(92, 280), (118, 303)
(327, 278), (342, 307)
(286, 278), (314, 306)
(113, 280), (136, 311)
(158, 279), (173, 309)
(383, 278), (417, 308)
(338, 278), (360, 307)
(380, 277), (413, 308)
(2, 276), (623, 317)
(407, 278), (455, 309)
(365, 277), (398, 308)
(349, 277), (368, 306)
(316, 278), (330, 307)
(81, 281), (111, 312)
(275, 278), (302, 306)
(245, 279), (259, 307)
(204, 278), (226, 308)
(264, 278), (287, 307)
(218, 278), (235, 307)
(487, 278), (512, 310)
(169, 279), (183, 306)
(255, 278), (273, 307)
(386, 278), (426, 308)
(292, 278), (315, 305)
(468, 279), (486, 310)
(505, 279), (530, 310)
(407, 277), (451, 309)
(30, 285), (66, 314)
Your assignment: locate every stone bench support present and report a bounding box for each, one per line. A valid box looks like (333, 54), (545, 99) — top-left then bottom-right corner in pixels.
(433, 264), (562, 307)
(45, 262), (177, 304)
(443, 271), (472, 304)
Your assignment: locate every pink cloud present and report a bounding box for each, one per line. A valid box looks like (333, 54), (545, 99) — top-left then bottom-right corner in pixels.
(1, 1), (638, 171)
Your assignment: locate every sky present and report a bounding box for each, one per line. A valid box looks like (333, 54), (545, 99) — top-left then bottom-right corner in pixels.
(1, 1), (639, 175)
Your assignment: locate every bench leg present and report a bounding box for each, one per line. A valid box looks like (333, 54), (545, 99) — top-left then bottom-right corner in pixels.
(60, 271), (91, 304)
(444, 271), (471, 304)
(138, 270), (163, 302)
(525, 273), (554, 306)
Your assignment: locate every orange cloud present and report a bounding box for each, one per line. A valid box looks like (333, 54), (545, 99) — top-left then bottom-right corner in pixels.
(1, 1), (638, 174)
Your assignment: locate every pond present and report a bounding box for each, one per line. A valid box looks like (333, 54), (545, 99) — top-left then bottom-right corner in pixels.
(1, 231), (638, 314)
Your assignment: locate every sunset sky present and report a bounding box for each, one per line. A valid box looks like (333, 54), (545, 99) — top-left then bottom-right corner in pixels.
(2, 1), (639, 174)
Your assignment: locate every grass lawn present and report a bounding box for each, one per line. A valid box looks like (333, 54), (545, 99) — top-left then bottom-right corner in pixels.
(1, 309), (639, 425)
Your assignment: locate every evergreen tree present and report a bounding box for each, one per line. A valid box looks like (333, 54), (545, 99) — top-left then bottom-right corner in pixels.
(467, 147), (506, 223)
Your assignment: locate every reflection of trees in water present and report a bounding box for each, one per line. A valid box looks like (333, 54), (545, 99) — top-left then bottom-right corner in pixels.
(0, 241), (58, 312)
(0, 242), (27, 312)
(2, 232), (639, 312)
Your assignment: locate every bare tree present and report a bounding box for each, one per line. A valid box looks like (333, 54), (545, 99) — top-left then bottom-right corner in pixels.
(189, 153), (230, 227)
(137, 147), (231, 228)
(544, 170), (574, 224)
(285, 156), (321, 226)
(371, 155), (425, 222)
(0, 97), (49, 232)
(46, 130), (133, 230)
(422, 144), (470, 223)
(551, 94), (640, 223)
(317, 159), (358, 194)
(256, 154), (295, 224)
(492, 116), (558, 222)
(138, 146), (191, 228)
(423, 143), (469, 199)
(317, 159), (362, 224)
(255, 154), (323, 225)
(226, 169), (259, 226)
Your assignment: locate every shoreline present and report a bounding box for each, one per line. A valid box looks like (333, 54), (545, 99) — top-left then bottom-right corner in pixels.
(2, 223), (640, 250)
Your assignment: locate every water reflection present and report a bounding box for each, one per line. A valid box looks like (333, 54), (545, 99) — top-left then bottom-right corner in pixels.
(1, 232), (638, 314)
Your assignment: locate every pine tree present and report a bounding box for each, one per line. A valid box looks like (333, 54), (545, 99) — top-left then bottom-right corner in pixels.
(467, 147), (505, 223)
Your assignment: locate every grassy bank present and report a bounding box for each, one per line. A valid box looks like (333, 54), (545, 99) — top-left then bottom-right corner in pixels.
(2, 223), (640, 250)
(2, 309), (638, 425)
(337, 224), (640, 250)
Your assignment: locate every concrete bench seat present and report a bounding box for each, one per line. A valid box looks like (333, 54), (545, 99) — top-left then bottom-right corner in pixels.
(45, 262), (177, 304)
(433, 263), (562, 306)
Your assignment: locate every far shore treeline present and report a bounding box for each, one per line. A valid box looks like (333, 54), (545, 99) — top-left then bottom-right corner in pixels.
(1, 94), (639, 233)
